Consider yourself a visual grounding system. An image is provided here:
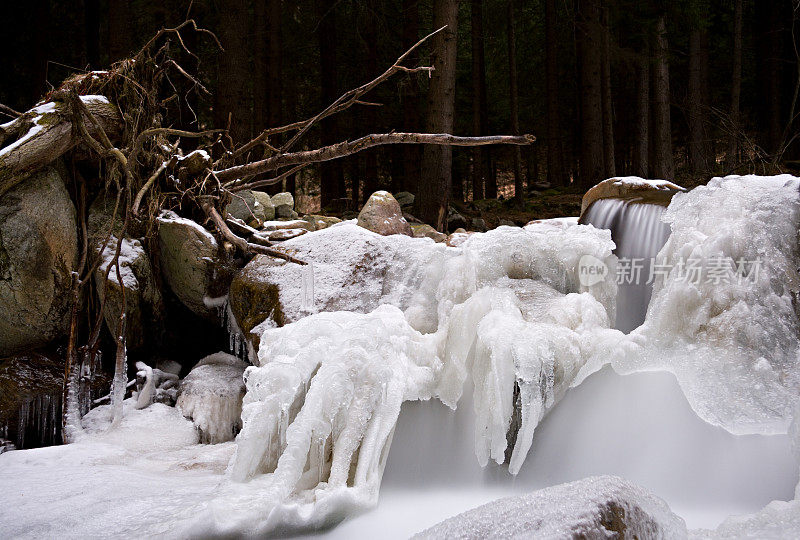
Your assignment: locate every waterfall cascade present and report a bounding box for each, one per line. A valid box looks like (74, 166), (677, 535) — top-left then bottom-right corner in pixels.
(581, 198), (672, 332)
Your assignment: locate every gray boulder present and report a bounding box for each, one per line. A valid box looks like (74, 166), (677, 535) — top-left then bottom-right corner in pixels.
(0, 167), (78, 355)
(446, 206), (468, 232)
(271, 191), (294, 209)
(394, 191), (415, 207)
(275, 204), (297, 219)
(252, 191), (275, 222)
(157, 210), (219, 317)
(357, 190), (412, 236)
(226, 190), (261, 227)
(89, 195), (163, 351)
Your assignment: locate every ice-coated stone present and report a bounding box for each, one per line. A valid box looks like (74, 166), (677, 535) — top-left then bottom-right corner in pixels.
(581, 176), (685, 215)
(176, 352), (248, 444)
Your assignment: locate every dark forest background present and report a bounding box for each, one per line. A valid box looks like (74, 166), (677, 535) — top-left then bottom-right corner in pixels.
(2, 0), (798, 219)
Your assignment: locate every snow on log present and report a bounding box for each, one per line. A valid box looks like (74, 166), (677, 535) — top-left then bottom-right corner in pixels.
(0, 96), (122, 197)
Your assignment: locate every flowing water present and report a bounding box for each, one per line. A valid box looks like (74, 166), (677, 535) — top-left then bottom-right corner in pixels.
(581, 198), (672, 333)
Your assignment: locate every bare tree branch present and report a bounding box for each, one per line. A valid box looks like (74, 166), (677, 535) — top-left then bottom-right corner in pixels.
(216, 132), (535, 183)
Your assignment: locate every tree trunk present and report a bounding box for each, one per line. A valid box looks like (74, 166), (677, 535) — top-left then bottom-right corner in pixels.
(544, 0), (566, 186)
(214, 0), (252, 145)
(633, 47), (650, 177)
(577, 0), (605, 188)
(318, 0), (345, 208)
(363, 1), (380, 200)
(254, 1), (269, 142)
(107, 0), (132, 62)
(402, 0), (422, 194)
(600, 5), (615, 177)
(688, 3), (711, 172)
(415, 0), (460, 230)
(727, 0), (743, 169)
(508, 0), (524, 206)
(471, 0), (492, 200)
(84, 0), (100, 68)
(761, 0), (783, 154)
(652, 14), (674, 179)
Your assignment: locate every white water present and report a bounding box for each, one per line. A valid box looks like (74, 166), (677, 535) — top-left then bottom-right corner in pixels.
(309, 366), (796, 538)
(582, 198), (672, 333)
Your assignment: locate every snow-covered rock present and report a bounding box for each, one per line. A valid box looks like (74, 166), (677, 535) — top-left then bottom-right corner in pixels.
(157, 210), (219, 317)
(89, 194), (163, 350)
(581, 176), (685, 215)
(411, 223), (447, 242)
(176, 353), (248, 444)
(414, 476), (687, 539)
(357, 190), (412, 236)
(0, 166), (78, 354)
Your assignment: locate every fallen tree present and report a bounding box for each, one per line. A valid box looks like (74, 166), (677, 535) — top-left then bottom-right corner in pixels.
(0, 20), (535, 441)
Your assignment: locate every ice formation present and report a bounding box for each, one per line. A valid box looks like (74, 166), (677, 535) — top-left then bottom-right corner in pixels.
(414, 475), (687, 539)
(176, 353), (248, 444)
(578, 175), (800, 435)
(220, 221), (626, 532)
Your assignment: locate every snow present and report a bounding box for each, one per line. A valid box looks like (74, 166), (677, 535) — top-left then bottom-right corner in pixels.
(414, 475), (687, 539)
(157, 209), (218, 247)
(97, 235), (145, 289)
(607, 176), (686, 191)
(176, 352), (248, 444)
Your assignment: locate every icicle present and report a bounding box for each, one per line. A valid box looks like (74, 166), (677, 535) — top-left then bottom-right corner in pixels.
(301, 263), (315, 310)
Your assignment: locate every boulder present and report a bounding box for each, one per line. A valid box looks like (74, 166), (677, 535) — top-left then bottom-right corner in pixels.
(410, 223), (447, 243)
(357, 190), (412, 236)
(471, 217), (488, 232)
(415, 476), (687, 539)
(157, 211), (219, 317)
(89, 195), (163, 351)
(581, 177), (686, 215)
(271, 191), (294, 209)
(0, 167), (78, 355)
(394, 191), (415, 207)
(275, 204), (297, 219)
(446, 206), (468, 232)
(498, 218), (517, 227)
(303, 214), (342, 231)
(228, 223), (444, 353)
(226, 190), (263, 227)
(252, 191), (275, 222)
(176, 352), (247, 444)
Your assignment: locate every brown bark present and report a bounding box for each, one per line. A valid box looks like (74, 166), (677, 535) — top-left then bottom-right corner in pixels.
(633, 47), (649, 177)
(688, 3), (711, 172)
(471, 0), (492, 200)
(318, 0), (345, 208)
(363, 1), (380, 201)
(214, 0), (252, 145)
(401, 0), (422, 194)
(652, 15), (674, 179)
(544, 0), (566, 186)
(218, 133), (534, 184)
(508, 0), (524, 206)
(578, 0), (604, 187)
(727, 0), (743, 169)
(600, 5), (615, 177)
(416, 0), (460, 230)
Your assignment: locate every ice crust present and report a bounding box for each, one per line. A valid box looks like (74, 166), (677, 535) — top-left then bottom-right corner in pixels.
(223, 221), (624, 533)
(176, 353), (248, 444)
(414, 475), (688, 539)
(577, 174), (800, 435)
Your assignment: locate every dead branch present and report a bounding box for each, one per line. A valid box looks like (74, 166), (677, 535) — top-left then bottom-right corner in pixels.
(0, 103), (22, 119)
(217, 133), (535, 184)
(227, 164), (308, 192)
